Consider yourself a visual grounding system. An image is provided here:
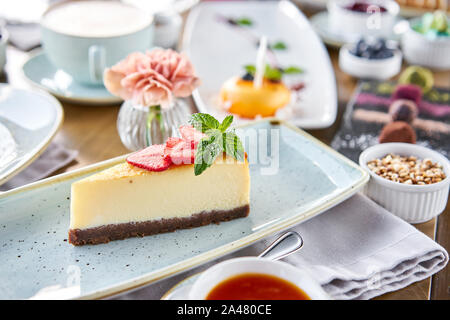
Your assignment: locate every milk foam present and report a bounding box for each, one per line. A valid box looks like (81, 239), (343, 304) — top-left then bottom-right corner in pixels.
(42, 1), (151, 37)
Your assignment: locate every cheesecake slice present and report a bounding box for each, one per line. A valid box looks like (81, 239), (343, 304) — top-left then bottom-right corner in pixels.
(69, 156), (250, 245)
(69, 117), (250, 246)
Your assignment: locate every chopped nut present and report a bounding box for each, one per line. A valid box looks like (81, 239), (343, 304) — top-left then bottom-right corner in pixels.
(367, 153), (446, 185)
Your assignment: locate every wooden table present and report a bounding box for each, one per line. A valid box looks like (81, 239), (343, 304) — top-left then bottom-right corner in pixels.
(3, 4), (449, 300)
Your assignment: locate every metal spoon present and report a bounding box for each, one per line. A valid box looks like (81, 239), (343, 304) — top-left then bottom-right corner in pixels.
(258, 231), (303, 260)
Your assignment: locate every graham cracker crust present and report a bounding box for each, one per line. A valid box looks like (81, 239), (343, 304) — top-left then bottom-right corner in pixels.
(69, 204), (250, 246)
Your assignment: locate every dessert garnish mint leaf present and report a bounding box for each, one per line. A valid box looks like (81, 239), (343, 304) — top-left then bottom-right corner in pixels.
(235, 17), (253, 26)
(271, 41), (287, 50)
(283, 66), (303, 74)
(223, 131), (245, 162)
(264, 65), (283, 81)
(194, 133), (223, 176)
(243, 64), (303, 81)
(189, 113), (220, 133)
(190, 113), (245, 176)
(218, 115), (233, 132)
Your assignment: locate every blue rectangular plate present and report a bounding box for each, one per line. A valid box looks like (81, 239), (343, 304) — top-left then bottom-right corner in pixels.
(0, 120), (368, 299)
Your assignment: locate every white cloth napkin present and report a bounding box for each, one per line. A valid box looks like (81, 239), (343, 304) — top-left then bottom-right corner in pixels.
(282, 193), (448, 299)
(112, 193), (448, 300)
(0, 142), (78, 191)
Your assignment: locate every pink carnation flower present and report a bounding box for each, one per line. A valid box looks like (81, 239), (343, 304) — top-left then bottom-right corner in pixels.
(103, 49), (200, 108)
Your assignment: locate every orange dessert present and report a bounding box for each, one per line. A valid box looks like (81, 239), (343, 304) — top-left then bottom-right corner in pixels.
(220, 76), (291, 118)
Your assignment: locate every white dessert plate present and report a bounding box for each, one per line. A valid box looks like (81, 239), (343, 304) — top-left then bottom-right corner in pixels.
(0, 84), (63, 187)
(182, 0), (337, 129)
(0, 119), (368, 299)
(22, 52), (122, 105)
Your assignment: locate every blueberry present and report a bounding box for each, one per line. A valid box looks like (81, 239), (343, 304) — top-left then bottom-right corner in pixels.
(355, 39), (364, 49)
(376, 38), (387, 49)
(360, 52), (370, 59)
(384, 51), (394, 58)
(241, 72), (254, 81)
(356, 39), (367, 54)
(372, 41), (382, 52)
(376, 52), (386, 59)
(351, 39), (363, 56)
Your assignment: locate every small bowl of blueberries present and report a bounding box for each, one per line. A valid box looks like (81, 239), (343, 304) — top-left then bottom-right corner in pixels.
(339, 37), (402, 80)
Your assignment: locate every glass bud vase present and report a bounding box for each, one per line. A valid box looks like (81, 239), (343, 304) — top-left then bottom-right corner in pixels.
(117, 98), (192, 151)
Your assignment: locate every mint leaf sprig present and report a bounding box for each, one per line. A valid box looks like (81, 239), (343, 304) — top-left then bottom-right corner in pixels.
(235, 17), (253, 26)
(271, 41), (287, 50)
(189, 114), (245, 176)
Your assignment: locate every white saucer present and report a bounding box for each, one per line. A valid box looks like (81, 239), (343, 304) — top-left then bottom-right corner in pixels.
(22, 52), (122, 105)
(310, 11), (406, 48)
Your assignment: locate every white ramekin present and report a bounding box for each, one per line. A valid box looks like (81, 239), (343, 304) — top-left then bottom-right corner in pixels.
(339, 43), (402, 80)
(328, 0), (399, 38)
(401, 18), (450, 71)
(359, 143), (450, 223)
(189, 257), (330, 300)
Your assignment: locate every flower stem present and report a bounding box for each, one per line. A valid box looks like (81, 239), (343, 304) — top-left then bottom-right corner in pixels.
(146, 105), (163, 146)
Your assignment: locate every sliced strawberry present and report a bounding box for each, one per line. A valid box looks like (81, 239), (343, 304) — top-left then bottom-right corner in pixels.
(168, 141), (195, 165)
(165, 137), (184, 149)
(127, 144), (172, 172)
(179, 125), (205, 148)
(164, 137), (184, 156)
(164, 137), (186, 157)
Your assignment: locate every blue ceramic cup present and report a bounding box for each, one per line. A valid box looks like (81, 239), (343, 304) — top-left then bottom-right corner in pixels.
(40, 0), (154, 86)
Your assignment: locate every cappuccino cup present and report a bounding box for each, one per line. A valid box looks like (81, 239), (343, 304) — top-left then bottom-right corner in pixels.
(41, 0), (154, 85)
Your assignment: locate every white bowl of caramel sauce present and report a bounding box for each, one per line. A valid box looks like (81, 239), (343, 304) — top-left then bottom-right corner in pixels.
(189, 257), (330, 300)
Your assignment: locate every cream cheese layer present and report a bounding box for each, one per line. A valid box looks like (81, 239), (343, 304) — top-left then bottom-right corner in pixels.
(70, 157), (250, 230)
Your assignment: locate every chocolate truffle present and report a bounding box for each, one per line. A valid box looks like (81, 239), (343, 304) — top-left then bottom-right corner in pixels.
(379, 121), (417, 144)
(389, 99), (418, 123)
(392, 84), (422, 106)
